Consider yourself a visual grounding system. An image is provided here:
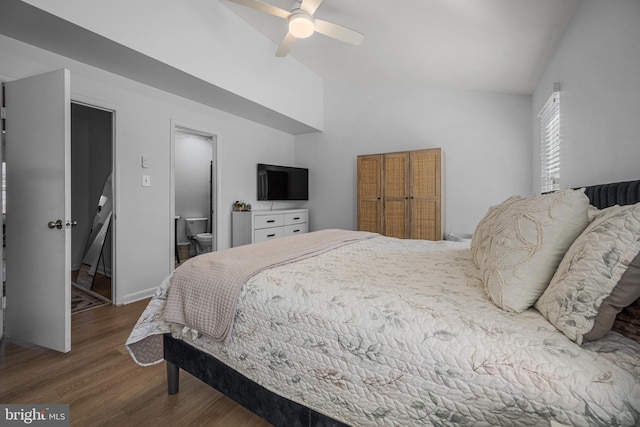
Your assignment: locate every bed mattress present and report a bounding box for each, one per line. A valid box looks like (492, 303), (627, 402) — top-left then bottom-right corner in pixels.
(127, 236), (640, 426)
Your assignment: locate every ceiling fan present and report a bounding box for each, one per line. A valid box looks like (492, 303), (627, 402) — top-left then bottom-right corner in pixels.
(226, 0), (365, 57)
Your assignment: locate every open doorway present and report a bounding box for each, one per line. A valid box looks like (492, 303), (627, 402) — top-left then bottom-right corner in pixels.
(172, 124), (218, 268)
(71, 102), (114, 302)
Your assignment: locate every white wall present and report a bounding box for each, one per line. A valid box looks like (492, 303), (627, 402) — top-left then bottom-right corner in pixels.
(296, 81), (532, 236)
(532, 0), (640, 191)
(0, 34), (296, 304)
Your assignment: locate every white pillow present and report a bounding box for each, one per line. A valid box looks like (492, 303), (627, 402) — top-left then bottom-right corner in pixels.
(482, 189), (590, 313)
(535, 203), (640, 344)
(471, 195), (525, 269)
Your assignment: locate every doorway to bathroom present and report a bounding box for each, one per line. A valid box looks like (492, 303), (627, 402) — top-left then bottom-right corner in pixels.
(172, 124), (217, 268)
(71, 102), (114, 302)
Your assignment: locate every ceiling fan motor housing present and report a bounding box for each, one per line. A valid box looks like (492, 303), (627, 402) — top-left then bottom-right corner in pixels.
(225, 0), (364, 56)
(288, 10), (314, 38)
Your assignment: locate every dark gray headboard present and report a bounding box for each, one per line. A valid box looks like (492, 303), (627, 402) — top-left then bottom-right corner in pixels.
(582, 180), (640, 209)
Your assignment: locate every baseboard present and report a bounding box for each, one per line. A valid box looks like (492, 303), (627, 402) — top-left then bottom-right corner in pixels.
(121, 287), (156, 305)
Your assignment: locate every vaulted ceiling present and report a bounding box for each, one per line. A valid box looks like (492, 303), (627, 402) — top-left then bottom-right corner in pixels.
(221, 0), (581, 94)
(0, 0), (582, 134)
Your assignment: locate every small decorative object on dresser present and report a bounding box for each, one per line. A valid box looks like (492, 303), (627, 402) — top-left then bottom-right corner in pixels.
(232, 200), (251, 211)
(232, 208), (308, 247)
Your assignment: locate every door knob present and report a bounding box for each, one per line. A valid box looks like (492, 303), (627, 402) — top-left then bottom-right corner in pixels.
(67, 220), (78, 228)
(48, 219), (63, 229)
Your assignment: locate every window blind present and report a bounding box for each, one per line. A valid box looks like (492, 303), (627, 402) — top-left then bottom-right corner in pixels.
(538, 90), (560, 193)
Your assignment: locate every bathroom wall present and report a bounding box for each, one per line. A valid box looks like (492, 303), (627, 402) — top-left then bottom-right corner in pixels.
(175, 130), (213, 255)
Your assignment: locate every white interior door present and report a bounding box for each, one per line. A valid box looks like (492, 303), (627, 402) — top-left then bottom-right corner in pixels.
(4, 69), (72, 352)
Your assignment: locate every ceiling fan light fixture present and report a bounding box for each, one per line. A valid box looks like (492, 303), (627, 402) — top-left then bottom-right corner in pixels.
(288, 12), (314, 38)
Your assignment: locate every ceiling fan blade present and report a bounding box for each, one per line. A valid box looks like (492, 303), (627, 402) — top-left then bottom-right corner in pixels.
(276, 32), (296, 57)
(314, 19), (365, 45)
(300, 0), (323, 16)
(225, 0), (290, 19)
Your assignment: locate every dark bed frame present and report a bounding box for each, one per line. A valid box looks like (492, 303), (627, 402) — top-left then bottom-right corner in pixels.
(164, 334), (348, 427)
(581, 179), (640, 209)
(164, 179), (640, 427)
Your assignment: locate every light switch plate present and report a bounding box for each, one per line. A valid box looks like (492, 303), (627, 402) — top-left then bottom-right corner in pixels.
(142, 174), (151, 187)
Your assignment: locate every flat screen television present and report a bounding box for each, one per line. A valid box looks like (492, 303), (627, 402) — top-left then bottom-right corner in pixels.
(257, 163), (309, 201)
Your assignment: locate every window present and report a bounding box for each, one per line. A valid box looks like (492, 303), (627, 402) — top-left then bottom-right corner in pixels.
(538, 89), (560, 193)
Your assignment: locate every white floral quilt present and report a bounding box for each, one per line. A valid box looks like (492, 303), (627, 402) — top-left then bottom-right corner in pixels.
(126, 235), (640, 426)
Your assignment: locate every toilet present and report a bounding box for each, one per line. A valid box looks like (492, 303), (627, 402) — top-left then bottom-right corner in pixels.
(185, 217), (213, 255)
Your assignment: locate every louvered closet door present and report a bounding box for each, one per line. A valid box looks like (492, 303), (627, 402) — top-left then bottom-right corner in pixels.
(383, 152), (410, 239)
(410, 149), (442, 240)
(357, 155), (383, 233)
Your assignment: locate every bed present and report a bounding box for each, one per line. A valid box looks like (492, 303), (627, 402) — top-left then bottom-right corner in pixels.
(126, 180), (640, 427)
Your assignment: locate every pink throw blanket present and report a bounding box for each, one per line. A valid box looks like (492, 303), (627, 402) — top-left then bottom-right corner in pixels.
(164, 229), (376, 342)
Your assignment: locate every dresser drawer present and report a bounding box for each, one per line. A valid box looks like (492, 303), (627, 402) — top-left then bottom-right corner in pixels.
(232, 209), (309, 247)
(284, 223), (308, 236)
(254, 227), (284, 243)
(284, 211), (308, 225)
(254, 214), (284, 229)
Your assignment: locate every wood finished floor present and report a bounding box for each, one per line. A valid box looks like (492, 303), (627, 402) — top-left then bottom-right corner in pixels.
(0, 299), (272, 427)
